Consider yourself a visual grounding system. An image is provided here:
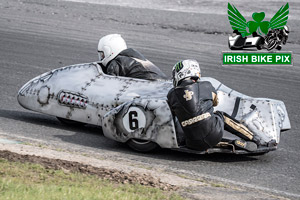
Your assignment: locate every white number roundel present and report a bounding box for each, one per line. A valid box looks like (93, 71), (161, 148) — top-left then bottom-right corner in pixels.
(123, 107), (146, 133)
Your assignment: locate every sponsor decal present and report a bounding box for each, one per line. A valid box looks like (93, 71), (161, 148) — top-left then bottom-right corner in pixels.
(183, 90), (194, 101)
(181, 113), (211, 127)
(235, 140), (246, 148)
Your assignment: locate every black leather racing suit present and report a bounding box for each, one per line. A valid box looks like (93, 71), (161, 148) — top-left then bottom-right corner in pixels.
(106, 48), (167, 80)
(167, 79), (223, 151)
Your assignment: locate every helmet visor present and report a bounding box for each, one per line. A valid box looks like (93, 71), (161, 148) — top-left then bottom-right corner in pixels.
(98, 51), (105, 61)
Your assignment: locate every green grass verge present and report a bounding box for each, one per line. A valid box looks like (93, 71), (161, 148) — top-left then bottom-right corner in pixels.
(0, 158), (183, 200)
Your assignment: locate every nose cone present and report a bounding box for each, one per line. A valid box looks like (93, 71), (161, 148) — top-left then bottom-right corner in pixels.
(18, 77), (39, 110)
(17, 72), (52, 111)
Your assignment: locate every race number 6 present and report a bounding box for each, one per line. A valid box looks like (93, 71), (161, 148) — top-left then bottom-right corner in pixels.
(128, 111), (138, 130)
(123, 107), (146, 133)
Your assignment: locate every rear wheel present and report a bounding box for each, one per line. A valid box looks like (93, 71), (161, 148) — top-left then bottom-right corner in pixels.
(256, 42), (262, 50)
(256, 37), (264, 50)
(127, 139), (158, 152)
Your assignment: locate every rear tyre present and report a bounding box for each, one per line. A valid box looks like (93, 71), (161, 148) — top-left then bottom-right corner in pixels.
(127, 139), (158, 152)
(256, 37), (264, 50)
(57, 117), (86, 126)
(256, 42), (263, 50)
(256, 45), (262, 50)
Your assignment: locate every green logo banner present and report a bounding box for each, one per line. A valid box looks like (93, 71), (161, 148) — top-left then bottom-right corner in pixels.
(228, 3), (289, 37)
(222, 52), (292, 65)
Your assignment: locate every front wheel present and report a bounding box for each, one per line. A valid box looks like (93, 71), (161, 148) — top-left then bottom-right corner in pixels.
(127, 139), (158, 152)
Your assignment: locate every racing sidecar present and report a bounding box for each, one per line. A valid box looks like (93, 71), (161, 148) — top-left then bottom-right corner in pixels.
(17, 63), (291, 155)
(228, 31), (264, 50)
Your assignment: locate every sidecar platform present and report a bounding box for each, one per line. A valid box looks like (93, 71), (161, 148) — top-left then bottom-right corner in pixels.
(172, 144), (277, 155)
(172, 130), (277, 155)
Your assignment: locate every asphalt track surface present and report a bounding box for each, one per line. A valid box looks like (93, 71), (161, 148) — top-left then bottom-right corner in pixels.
(0, 0), (300, 198)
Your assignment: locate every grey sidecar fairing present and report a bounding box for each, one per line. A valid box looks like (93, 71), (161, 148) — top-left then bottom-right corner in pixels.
(17, 62), (291, 150)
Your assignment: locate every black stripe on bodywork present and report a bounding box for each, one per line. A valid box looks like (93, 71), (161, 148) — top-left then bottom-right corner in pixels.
(216, 84), (222, 91)
(231, 97), (241, 118)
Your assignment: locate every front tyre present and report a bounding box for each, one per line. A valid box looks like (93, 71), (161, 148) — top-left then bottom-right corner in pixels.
(127, 139), (158, 152)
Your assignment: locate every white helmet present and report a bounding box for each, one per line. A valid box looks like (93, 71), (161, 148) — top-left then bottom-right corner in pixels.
(283, 25), (290, 36)
(97, 34), (127, 66)
(172, 59), (201, 86)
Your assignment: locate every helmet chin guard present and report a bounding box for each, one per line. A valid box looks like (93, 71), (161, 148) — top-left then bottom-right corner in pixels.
(98, 34), (127, 66)
(172, 59), (201, 86)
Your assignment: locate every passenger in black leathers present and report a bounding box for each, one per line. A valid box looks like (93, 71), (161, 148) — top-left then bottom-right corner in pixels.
(168, 79), (224, 150)
(167, 60), (223, 150)
(97, 34), (167, 80)
(168, 60), (258, 151)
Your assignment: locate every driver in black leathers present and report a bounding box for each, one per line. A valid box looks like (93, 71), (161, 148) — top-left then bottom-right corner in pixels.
(167, 59), (260, 151)
(97, 34), (167, 80)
